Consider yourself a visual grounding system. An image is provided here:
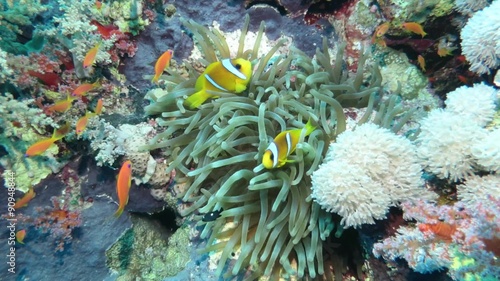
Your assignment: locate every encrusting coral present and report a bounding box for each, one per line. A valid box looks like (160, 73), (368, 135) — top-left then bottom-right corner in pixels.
(143, 15), (388, 279)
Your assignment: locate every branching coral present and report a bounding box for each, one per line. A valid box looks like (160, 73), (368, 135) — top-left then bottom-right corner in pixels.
(144, 15), (384, 279)
(0, 94), (63, 192)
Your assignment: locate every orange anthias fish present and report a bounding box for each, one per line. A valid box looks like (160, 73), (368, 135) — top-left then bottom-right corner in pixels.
(47, 94), (76, 113)
(25, 123), (70, 157)
(94, 98), (103, 115)
(13, 188), (36, 209)
(72, 82), (100, 97)
(375, 22), (390, 37)
(114, 160), (132, 217)
(402, 22), (427, 37)
(417, 55), (426, 72)
(83, 42), (101, 68)
(76, 112), (96, 135)
(16, 230), (26, 244)
(151, 49), (174, 84)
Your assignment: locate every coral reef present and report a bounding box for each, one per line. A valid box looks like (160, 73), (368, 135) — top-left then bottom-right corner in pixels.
(140, 11), (416, 278)
(373, 194), (500, 279)
(460, 0), (500, 74)
(311, 123), (437, 228)
(106, 214), (188, 280)
(415, 83), (499, 182)
(0, 94), (65, 192)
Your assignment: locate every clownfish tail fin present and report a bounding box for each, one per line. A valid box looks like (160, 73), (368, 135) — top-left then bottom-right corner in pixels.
(304, 118), (316, 136)
(185, 90), (210, 109)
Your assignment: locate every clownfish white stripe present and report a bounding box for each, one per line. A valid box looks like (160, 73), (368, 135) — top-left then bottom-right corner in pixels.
(267, 142), (279, 168)
(222, 59), (247, 80)
(205, 74), (229, 92)
(285, 132), (292, 155)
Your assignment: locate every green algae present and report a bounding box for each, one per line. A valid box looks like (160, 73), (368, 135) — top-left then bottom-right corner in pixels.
(106, 214), (190, 280)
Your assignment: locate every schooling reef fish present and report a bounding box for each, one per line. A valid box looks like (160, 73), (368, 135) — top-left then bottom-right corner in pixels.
(262, 119), (316, 169)
(76, 111), (96, 135)
(13, 188), (36, 209)
(72, 81), (100, 97)
(151, 49), (173, 84)
(114, 160), (132, 217)
(25, 123), (70, 157)
(16, 230), (26, 244)
(83, 42), (101, 68)
(47, 94), (76, 113)
(184, 58), (252, 108)
(402, 22), (427, 38)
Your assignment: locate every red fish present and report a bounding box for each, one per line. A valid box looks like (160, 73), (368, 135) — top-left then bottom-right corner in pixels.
(13, 188), (36, 209)
(25, 123), (70, 157)
(83, 42), (101, 68)
(151, 49), (173, 84)
(114, 160), (132, 217)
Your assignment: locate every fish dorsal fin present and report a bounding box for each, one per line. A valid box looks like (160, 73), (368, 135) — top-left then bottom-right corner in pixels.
(222, 59), (247, 80)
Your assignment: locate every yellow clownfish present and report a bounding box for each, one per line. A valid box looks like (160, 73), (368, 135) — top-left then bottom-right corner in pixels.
(184, 58), (252, 108)
(262, 119), (316, 169)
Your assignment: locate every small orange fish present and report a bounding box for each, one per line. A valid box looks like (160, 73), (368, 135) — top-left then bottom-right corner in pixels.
(13, 188), (36, 209)
(72, 82), (100, 97)
(151, 49), (173, 84)
(417, 55), (426, 72)
(95, 0), (102, 9)
(375, 22), (390, 37)
(47, 95), (75, 113)
(418, 222), (456, 241)
(402, 22), (427, 37)
(16, 230), (26, 244)
(25, 123), (70, 157)
(76, 112), (96, 135)
(94, 98), (103, 115)
(114, 160), (132, 217)
(83, 42), (101, 68)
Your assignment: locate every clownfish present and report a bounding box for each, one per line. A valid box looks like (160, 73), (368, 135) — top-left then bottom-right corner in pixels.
(114, 160), (132, 217)
(184, 58), (252, 108)
(262, 119), (316, 169)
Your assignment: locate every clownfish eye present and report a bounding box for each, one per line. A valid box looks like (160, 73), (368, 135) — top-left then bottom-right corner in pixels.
(235, 63), (241, 69)
(269, 153), (274, 161)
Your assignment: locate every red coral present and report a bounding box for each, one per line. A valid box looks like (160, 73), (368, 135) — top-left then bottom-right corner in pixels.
(32, 196), (82, 252)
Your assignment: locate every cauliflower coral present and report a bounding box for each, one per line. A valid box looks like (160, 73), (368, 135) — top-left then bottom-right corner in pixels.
(460, 0), (500, 74)
(311, 123), (436, 228)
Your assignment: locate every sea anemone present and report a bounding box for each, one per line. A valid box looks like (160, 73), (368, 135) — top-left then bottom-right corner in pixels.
(143, 15), (383, 279)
